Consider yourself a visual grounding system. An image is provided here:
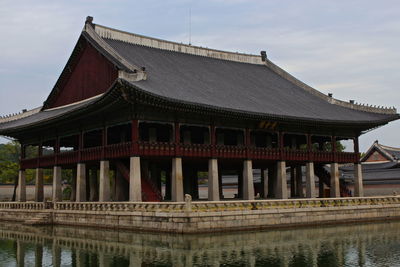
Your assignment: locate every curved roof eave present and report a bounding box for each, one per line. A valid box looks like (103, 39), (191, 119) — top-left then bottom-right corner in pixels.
(121, 79), (399, 128)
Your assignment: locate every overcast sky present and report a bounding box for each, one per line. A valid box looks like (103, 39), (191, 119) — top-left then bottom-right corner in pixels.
(0, 0), (399, 152)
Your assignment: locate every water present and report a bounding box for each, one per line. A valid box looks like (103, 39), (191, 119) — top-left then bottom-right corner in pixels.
(0, 221), (400, 267)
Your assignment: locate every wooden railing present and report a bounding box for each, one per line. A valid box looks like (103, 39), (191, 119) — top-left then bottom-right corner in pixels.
(20, 141), (359, 169)
(105, 142), (132, 159)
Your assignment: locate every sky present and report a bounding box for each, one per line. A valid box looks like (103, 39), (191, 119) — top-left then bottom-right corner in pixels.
(0, 0), (399, 152)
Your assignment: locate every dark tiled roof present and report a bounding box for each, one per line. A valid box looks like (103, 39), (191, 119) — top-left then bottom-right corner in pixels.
(341, 162), (400, 184)
(104, 38), (395, 124)
(341, 162), (400, 172)
(0, 97), (99, 133)
(342, 168), (400, 184)
(384, 149), (400, 160)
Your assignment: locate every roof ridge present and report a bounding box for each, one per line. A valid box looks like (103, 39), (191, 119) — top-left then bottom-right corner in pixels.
(379, 143), (400, 151)
(93, 24), (264, 65)
(0, 107), (41, 124)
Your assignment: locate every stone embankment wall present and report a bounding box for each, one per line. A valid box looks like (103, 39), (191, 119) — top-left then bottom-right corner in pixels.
(0, 196), (399, 233)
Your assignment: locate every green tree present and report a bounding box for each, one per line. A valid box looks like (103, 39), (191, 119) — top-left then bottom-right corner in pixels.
(0, 141), (20, 184)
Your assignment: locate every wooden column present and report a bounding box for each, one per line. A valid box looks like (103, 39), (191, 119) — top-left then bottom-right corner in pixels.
(279, 132), (284, 160)
(332, 136), (337, 152)
(174, 122), (181, 155)
(54, 138), (60, 166)
(307, 134), (313, 161)
(245, 128), (251, 158)
(354, 136), (360, 162)
(210, 125), (216, 157)
(78, 131), (83, 162)
(101, 127), (107, 159)
(132, 120), (139, 154)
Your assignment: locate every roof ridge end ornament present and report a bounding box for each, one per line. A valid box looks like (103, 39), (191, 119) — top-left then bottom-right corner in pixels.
(86, 16), (94, 26)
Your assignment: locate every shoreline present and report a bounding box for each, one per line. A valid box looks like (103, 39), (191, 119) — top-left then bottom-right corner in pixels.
(0, 196), (399, 233)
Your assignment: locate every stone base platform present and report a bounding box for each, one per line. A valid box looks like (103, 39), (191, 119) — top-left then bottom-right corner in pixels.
(1, 196), (400, 233)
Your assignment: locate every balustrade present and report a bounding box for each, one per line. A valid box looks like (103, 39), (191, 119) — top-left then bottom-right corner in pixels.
(57, 151), (78, 165)
(0, 202), (45, 210)
(139, 141), (175, 156)
(20, 141), (359, 169)
(104, 142), (132, 158)
(0, 196), (390, 212)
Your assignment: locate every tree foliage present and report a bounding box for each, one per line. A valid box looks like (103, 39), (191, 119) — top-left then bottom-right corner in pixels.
(0, 141), (20, 184)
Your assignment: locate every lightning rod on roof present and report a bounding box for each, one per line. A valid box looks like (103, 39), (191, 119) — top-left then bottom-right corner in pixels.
(189, 6), (192, 45)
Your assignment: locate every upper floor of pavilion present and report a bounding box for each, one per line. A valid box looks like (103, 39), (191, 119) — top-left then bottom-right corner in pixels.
(0, 16), (398, 144)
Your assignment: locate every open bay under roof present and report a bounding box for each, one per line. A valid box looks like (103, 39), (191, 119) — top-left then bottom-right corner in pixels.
(0, 17), (398, 137)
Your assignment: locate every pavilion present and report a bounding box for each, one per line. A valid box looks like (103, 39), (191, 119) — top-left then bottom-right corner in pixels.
(0, 17), (398, 202)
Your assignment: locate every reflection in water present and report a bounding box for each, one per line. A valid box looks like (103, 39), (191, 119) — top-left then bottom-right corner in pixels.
(0, 221), (400, 266)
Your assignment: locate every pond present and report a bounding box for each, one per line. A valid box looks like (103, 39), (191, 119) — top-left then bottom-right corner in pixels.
(0, 220), (399, 266)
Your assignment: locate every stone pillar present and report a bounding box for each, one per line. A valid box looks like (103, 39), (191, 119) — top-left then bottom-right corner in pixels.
(354, 163), (364, 197)
(129, 157), (142, 202)
(242, 160), (254, 200)
(276, 161), (288, 199)
(52, 166), (62, 202)
(296, 165), (304, 197)
(16, 170), (26, 202)
(99, 161), (110, 202)
(306, 162), (316, 198)
(208, 158), (219, 201)
(76, 163), (86, 202)
(330, 163), (340, 198)
(34, 168), (44, 202)
(89, 169), (99, 201)
(172, 157), (184, 202)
